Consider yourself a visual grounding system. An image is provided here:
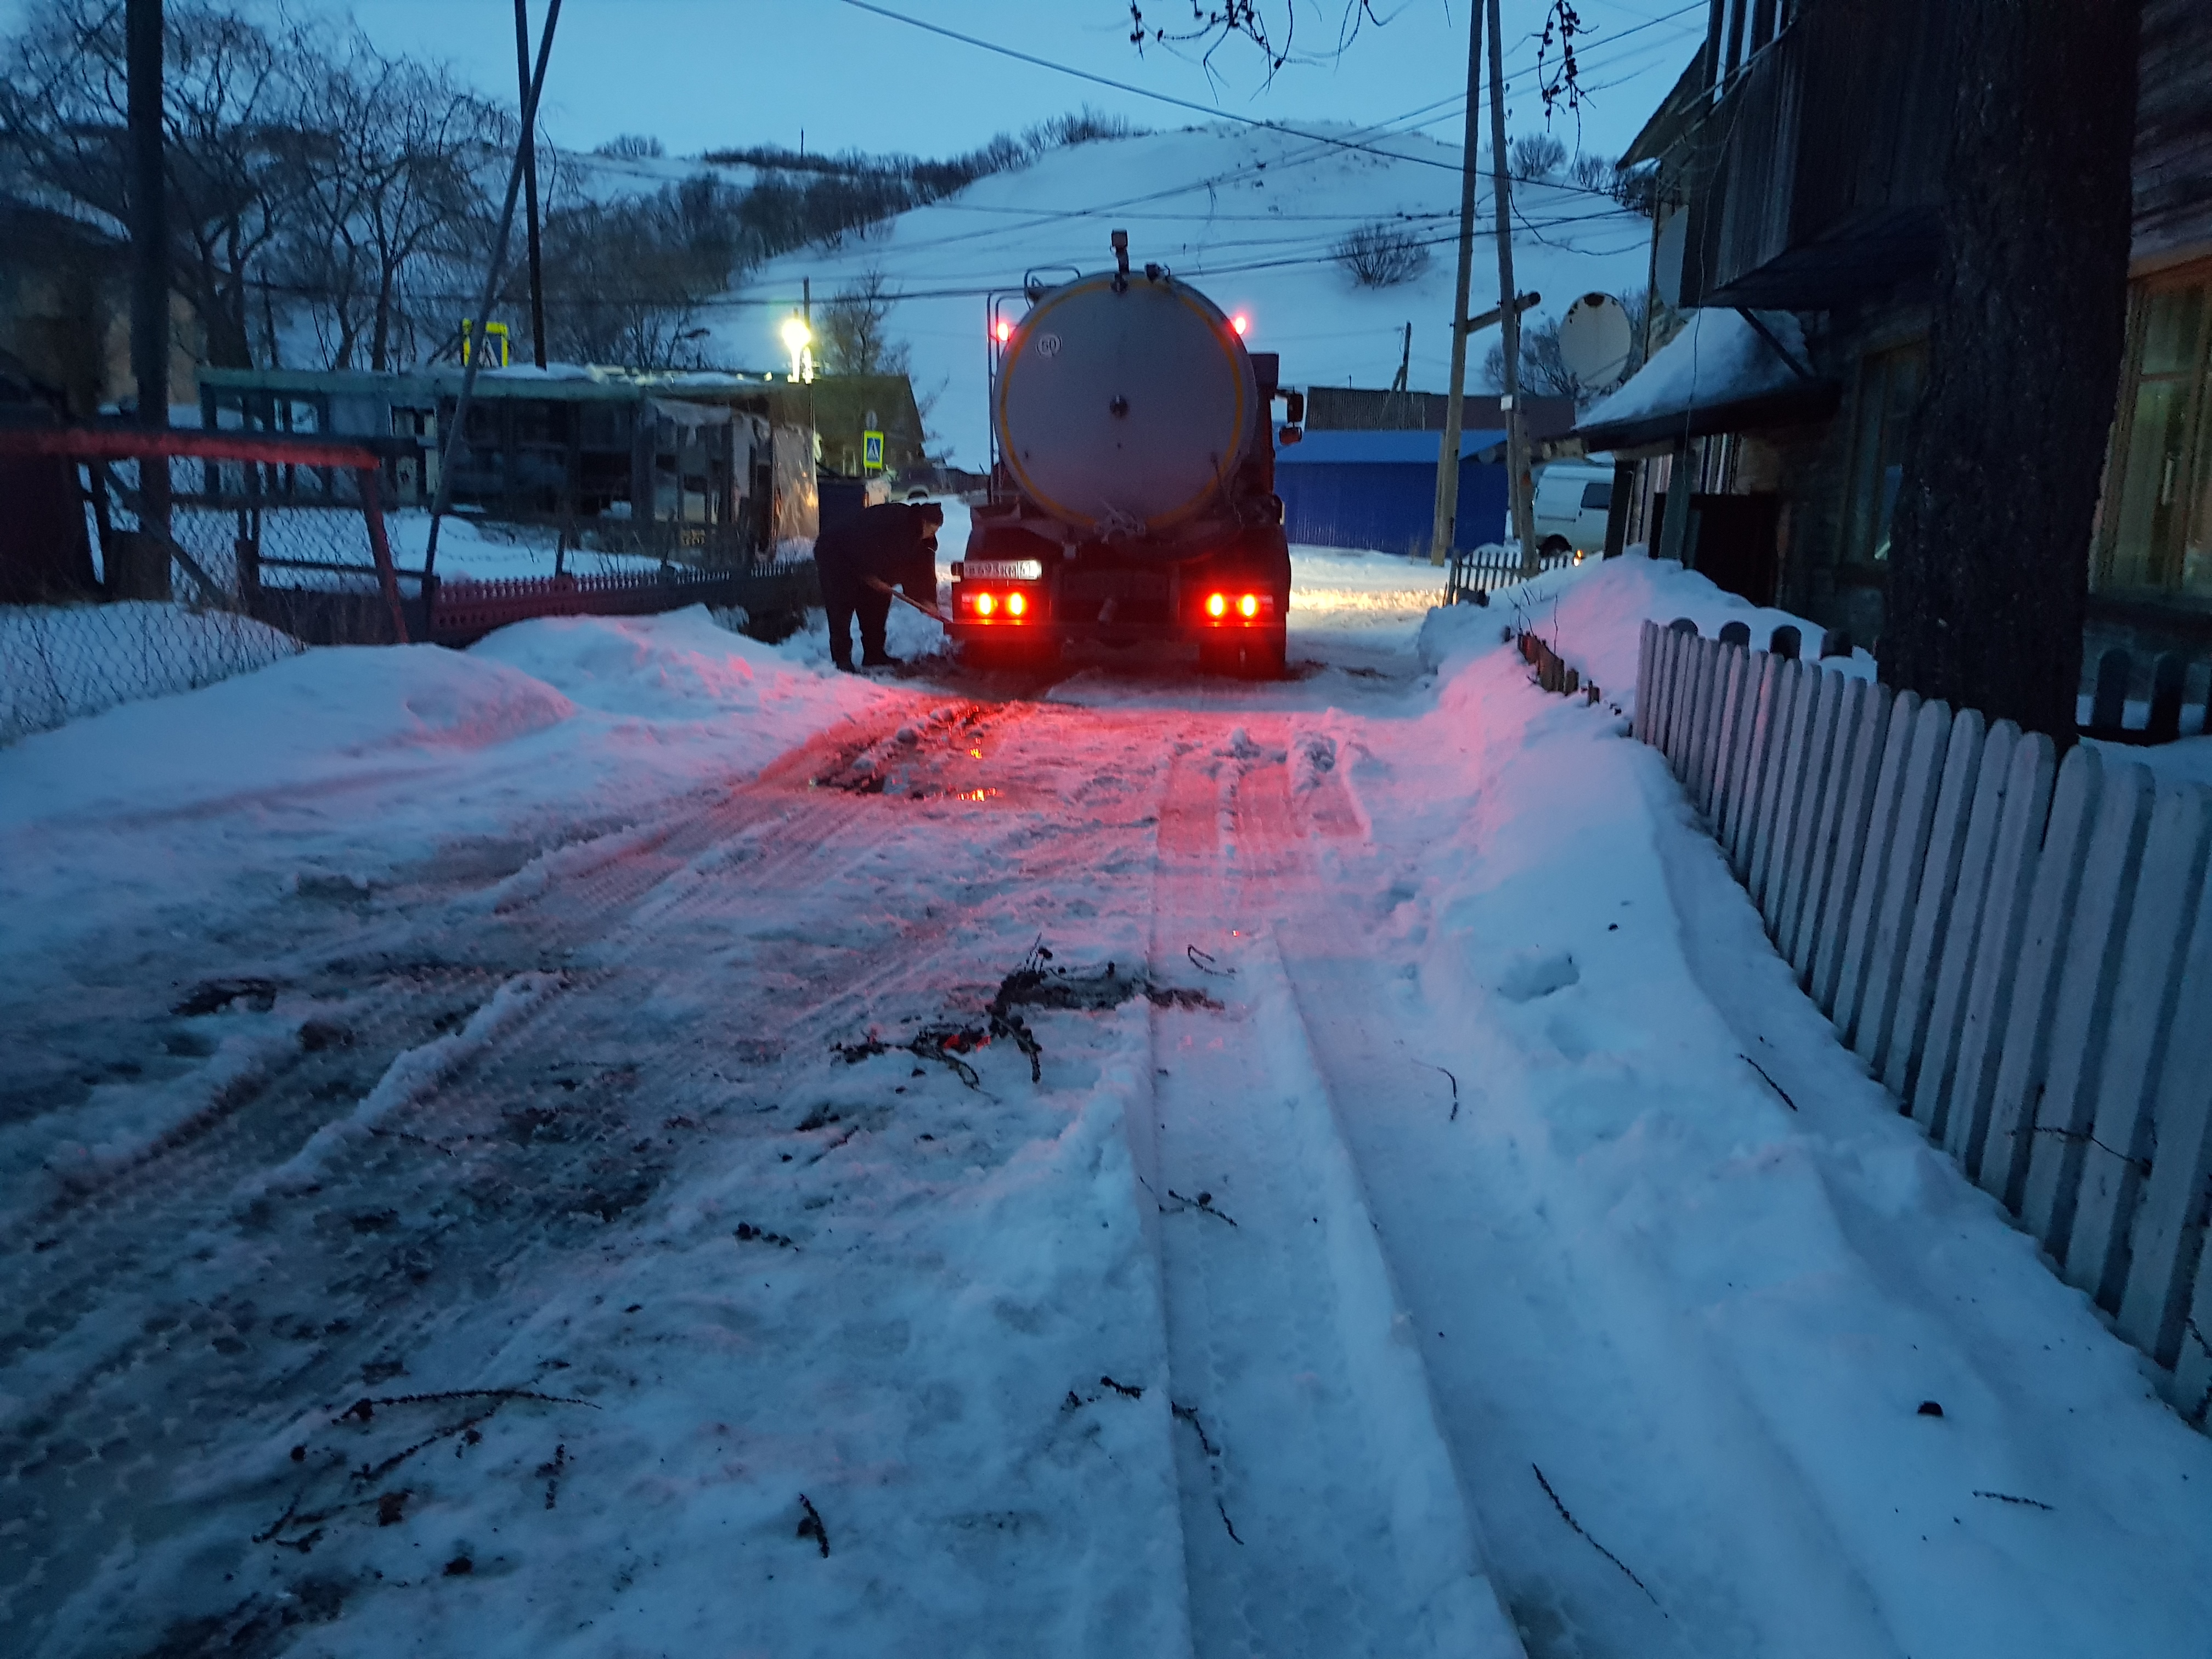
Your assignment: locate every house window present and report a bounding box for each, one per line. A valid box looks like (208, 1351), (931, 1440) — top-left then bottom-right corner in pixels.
(1839, 341), (1925, 565)
(2101, 270), (2212, 598)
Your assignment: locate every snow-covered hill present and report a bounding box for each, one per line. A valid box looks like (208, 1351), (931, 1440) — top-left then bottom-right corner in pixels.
(716, 121), (1653, 467)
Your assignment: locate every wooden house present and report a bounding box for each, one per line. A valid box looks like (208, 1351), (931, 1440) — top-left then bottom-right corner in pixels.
(1577, 0), (2212, 672)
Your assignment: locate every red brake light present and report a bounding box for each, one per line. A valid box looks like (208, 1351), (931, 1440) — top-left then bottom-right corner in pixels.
(1238, 593), (1259, 619)
(1206, 592), (1227, 619)
(1006, 591), (1026, 618)
(975, 591), (996, 617)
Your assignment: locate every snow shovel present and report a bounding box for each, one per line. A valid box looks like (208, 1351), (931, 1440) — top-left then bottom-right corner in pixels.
(866, 576), (949, 625)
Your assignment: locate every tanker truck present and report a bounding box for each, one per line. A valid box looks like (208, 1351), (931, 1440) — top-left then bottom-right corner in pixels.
(951, 231), (1303, 676)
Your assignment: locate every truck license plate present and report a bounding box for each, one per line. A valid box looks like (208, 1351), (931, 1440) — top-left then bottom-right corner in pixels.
(961, 559), (1044, 582)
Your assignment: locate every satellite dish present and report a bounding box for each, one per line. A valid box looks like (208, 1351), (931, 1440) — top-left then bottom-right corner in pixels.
(1558, 292), (1635, 390)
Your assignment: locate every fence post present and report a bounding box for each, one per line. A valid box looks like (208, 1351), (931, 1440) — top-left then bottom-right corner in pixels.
(1748, 659), (1810, 915)
(2117, 857), (2212, 1371)
(1939, 730), (2057, 1172)
(359, 468), (411, 646)
(2091, 647), (2131, 732)
(1909, 720), (2022, 1138)
(1634, 619), (1658, 743)
(1884, 708), (1990, 1097)
(1798, 679), (1891, 994)
(1726, 653), (1781, 877)
(1844, 697), (1951, 1060)
(1774, 669), (1853, 957)
(1816, 687), (1916, 1017)
(1971, 742), (2100, 1205)
(2017, 760), (2156, 1255)
(1707, 643), (1752, 825)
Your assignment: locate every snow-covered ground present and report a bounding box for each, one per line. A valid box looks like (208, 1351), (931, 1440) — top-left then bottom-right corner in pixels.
(4, 550), (2210, 1658)
(720, 122), (1651, 467)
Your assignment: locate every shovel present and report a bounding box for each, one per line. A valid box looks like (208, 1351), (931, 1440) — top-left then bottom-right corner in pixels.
(866, 577), (949, 624)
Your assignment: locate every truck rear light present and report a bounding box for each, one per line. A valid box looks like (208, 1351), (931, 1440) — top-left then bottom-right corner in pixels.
(958, 588), (1032, 623)
(1202, 590), (1274, 626)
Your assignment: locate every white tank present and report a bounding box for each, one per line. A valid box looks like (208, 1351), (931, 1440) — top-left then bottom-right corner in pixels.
(994, 272), (1256, 535)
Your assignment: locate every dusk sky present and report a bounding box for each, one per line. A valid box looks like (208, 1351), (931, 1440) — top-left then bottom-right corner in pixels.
(0, 1), (1706, 168)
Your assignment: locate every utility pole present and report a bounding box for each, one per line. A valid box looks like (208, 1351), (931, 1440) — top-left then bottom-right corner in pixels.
(425, 0), (563, 579)
(515, 0), (547, 369)
(1391, 323), (1411, 395)
(1428, 7), (1483, 568)
(1487, 0), (1538, 573)
(125, 0), (170, 599)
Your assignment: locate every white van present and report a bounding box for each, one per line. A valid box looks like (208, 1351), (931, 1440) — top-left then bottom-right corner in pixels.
(1531, 460), (1616, 558)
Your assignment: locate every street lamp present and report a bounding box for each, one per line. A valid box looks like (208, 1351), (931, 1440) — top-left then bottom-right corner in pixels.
(781, 312), (814, 383)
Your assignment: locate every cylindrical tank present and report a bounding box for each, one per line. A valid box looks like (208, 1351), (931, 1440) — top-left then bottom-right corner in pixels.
(994, 272), (1256, 535)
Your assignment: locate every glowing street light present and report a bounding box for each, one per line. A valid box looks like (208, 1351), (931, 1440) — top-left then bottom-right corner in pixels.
(781, 312), (815, 382)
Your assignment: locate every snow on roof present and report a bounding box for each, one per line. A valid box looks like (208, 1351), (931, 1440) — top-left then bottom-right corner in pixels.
(1277, 427), (1508, 465)
(1577, 309), (1811, 437)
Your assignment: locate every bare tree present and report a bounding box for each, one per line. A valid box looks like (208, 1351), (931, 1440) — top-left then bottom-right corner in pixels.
(278, 32), (503, 371)
(537, 170), (746, 369)
(1508, 132), (1567, 182)
(2, 0), (309, 370)
(816, 269), (911, 377)
(1334, 221), (1431, 288)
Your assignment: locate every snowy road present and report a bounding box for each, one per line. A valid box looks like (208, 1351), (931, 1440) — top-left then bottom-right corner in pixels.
(7, 551), (2212, 1657)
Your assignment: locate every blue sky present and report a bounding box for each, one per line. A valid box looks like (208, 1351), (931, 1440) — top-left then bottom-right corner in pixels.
(2, 1), (1704, 167)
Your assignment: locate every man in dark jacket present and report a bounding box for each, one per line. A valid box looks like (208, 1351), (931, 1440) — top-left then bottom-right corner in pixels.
(815, 499), (942, 671)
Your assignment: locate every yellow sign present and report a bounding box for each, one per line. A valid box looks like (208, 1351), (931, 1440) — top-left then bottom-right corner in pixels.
(862, 430), (885, 472)
(461, 319), (510, 368)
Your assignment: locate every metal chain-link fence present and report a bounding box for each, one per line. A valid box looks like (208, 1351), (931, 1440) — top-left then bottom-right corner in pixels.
(2, 430), (410, 746)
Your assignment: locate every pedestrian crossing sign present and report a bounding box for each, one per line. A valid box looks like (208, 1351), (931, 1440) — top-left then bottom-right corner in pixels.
(461, 319), (510, 368)
(863, 430), (885, 472)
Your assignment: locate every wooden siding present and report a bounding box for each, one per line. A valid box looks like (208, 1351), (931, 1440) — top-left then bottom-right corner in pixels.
(2135, 0), (2212, 266)
(1689, 0), (1954, 309)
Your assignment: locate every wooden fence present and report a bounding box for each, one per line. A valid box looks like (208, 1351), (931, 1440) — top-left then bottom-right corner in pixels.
(1636, 618), (2212, 1425)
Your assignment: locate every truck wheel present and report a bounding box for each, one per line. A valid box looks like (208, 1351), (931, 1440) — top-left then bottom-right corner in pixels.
(1243, 627), (1288, 680)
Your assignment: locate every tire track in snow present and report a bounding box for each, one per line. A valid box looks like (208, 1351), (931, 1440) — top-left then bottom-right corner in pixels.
(1231, 716), (1906, 1659)
(0, 705), (1017, 1652)
(1141, 730), (1523, 1659)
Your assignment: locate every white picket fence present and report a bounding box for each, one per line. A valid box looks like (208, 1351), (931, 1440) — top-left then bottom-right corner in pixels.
(1637, 618), (2212, 1424)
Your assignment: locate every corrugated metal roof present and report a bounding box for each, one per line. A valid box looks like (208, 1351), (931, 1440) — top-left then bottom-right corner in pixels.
(1275, 427), (1508, 465)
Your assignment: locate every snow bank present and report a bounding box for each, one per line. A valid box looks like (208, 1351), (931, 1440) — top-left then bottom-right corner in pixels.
(0, 609), (900, 970)
(1418, 552), (1875, 710)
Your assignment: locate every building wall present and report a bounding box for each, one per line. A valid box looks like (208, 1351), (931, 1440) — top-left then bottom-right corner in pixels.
(1277, 459), (1507, 558)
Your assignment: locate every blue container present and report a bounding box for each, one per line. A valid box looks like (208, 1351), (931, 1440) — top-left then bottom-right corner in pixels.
(1274, 428), (1508, 558)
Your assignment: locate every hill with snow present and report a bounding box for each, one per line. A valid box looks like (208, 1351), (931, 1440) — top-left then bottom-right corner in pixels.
(715, 121), (1653, 467)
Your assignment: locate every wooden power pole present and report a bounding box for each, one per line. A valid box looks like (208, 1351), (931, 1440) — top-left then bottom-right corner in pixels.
(515, 0), (548, 369)
(1428, 8), (1484, 567)
(1487, 0), (1538, 572)
(125, 0), (170, 599)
